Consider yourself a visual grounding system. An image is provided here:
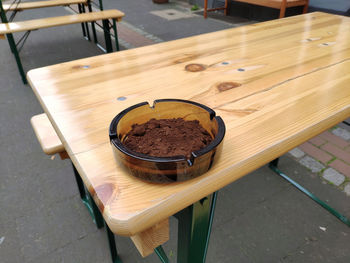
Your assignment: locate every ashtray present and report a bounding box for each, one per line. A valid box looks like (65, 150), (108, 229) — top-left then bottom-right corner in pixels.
(109, 99), (225, 183)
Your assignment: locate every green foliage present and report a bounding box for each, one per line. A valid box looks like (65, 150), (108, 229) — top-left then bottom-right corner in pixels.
(191, 4), (199, 11)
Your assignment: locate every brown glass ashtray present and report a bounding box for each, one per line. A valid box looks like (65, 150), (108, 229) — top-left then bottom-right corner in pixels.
(109, 99), (225, 183)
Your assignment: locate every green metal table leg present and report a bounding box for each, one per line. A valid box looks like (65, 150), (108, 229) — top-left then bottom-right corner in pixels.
(105, 221), (122, 263)
(112, 19), (120, 51)
(72, 162), (104, 228)
(269, 159), (350, 227)
(86, 190), (105, 228)
(175, 192), (218, 263)
(7, 33), (27, 84)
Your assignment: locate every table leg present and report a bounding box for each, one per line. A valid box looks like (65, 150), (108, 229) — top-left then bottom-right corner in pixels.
(105, 222), (123, 263)
(72, 162), (104, 228)
(269, 158), (350, 227)
(174, 191), (218, 263)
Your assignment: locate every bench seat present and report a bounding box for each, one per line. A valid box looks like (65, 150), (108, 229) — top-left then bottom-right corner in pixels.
(0, 9), (124, 35)
(2, 0), (88, 11)
(203, 0), (309, 19)
(31, 113), (64, 155)
(234, 0), (308, 9)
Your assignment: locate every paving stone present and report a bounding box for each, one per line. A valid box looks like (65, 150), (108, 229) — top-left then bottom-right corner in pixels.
(150, 8), (195, 20)
(332, 127), (350, 141)
(322, 168), (345, 186)
(299, 156), (325, 173)
(322, 143), (350, 164)
(344, 184), (350, 196)
(299, 142), (333, 164)
(289, 147), (305, 159)
(319, 131), (349, 149)
(309, 136), (327, 147)
(329, 159), (350, 179)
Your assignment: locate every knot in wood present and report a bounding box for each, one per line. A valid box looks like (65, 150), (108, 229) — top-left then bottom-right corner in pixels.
(72, 65), (90, 69)
(185, 64), (207, 72)
(217, 82), (241, 92)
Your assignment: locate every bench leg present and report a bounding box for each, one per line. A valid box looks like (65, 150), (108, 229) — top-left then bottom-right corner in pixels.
(154, 245), (169, 263)
(279, 0), (287, 18)
(81, 4), (91, 41)
(268, 159), (350, 227)
(112, 19), (120, 51)
(224, 0), (229, 15)
(102, 19), (113, 53)
(174, 192), (218, 263)
(87, 3), (98, 43)
(71, 162), (104, 229)
(303, 1), (309, 14)
(6, 33), (27, 84)
(78, 4), (87, 38)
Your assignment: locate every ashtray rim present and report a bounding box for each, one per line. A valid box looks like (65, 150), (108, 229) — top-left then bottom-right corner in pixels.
(109, 99), (225, 165)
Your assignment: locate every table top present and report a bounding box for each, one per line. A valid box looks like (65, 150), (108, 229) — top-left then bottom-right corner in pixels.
(28, 12), (350, 236)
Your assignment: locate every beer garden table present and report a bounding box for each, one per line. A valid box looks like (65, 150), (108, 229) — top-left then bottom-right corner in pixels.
(27, 12), (350, 262)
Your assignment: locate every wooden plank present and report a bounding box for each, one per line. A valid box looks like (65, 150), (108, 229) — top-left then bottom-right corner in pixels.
(3, 0), (88, 11)
(0, 9), (124, 35)
(130, 219), (169, 257)
(234, 0), (308, 9)
(30, 113), (64, 155)
(27, 12), (350, 236)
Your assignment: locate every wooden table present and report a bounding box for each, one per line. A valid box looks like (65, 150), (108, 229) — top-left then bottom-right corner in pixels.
(28, 12), (350, 262)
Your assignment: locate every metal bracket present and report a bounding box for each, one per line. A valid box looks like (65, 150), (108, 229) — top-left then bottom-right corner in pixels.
(16, 30), (31, 53)
(269, 158), (350, 227)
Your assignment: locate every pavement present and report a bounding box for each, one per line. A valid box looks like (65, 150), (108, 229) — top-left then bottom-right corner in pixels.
(0, 0), (350, 262)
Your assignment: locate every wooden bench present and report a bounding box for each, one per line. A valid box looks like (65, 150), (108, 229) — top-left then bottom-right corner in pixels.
(2, 0), (88, 11)
(1, 0), (102, 61)
(30, 113), (66, 157)
(0, 8), (124, 84)
(0, 10), (123, 34)
(204, 0), (309, 19)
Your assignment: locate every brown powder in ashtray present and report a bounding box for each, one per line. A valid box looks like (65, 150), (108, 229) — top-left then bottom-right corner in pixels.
(123, 118), (213, 158)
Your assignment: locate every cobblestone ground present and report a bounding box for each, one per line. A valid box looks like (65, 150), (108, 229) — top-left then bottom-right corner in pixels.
(289, 125), (350, 196)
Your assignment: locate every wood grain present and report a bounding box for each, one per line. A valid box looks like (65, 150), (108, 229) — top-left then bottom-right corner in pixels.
(234, 0), (308, 9)
(31, 113), (65, 155)
(0, 10), (124, 34)
(2, 0), (88, 11)
(130, 219), (169, 257)
(28, 12), (350, 237)
(204, 0), (308, 18)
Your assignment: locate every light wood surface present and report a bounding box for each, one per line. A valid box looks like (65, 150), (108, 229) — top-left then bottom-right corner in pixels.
(234, 0), (308, 9)
(28, 12), (350, 237)
(2, 0), (88, 11)
(131, 219), (169, 257)
(31, 113), (65, 155)
(0, 10), (124, 35)
(204, 0), (308, 18)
